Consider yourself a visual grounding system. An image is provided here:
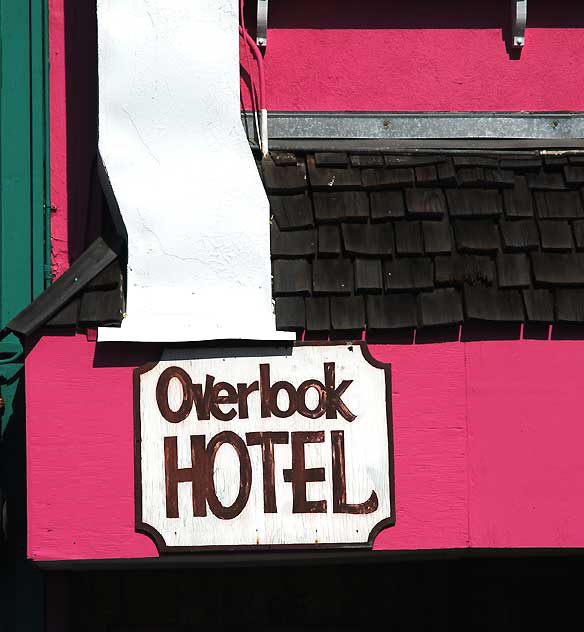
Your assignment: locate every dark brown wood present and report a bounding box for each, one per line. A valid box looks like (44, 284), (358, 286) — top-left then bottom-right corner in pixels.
(5, 237), (119, 336)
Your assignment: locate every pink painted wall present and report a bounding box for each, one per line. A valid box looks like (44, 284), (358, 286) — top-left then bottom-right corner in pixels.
(38, 1), (584, 561)
(26, 335), (584, 561)
(49, 0), (68, 277)
(50, 1), (584, 271)
(243, 0), (584, 111)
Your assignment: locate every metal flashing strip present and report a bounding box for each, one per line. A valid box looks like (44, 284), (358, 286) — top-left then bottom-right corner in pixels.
(242, 112), (584, 150)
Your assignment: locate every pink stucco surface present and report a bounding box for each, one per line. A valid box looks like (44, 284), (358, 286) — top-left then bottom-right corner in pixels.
(51, 1), (584, 271)
(26, 335), (584, 560)
(49, 0), (68, 277)
(243, 1), (584, 111)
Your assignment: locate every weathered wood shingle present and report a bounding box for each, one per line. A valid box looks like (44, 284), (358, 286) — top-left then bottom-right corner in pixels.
(25, 149), (584, 339)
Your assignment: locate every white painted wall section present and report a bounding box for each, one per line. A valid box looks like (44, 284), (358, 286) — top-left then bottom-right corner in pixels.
(97, 0), (292, 342)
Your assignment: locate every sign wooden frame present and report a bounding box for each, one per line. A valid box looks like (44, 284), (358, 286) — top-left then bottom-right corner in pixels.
(134, 341), (394, 554)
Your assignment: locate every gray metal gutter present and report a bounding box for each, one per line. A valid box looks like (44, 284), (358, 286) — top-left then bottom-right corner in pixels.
(242, 112), (584, 151)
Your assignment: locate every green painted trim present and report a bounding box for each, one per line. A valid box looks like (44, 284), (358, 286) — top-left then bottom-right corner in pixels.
(30, 0), (50, 295)
(0, 0), (49, 432)
(0, 0), (48, 323)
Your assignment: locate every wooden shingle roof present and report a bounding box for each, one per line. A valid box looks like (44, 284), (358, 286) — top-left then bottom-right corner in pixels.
(8, 149), (584, 341)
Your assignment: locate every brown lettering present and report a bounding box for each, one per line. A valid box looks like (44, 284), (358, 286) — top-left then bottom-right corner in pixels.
(164, 435), (208, 518)
(260, 364), (297, 418)
(191, 374), (215, 420)
(331, 430), (378, 514)
(283, 431), (327, 513)
(210, 382), (238, 421)
(296, 379), (327, 419)
(246, 432), (289, 513)
(237, 381), (259, 418)
(205, 432), (252, 520)
(324, 363), (356, 422)
(156, 367), (193, 423)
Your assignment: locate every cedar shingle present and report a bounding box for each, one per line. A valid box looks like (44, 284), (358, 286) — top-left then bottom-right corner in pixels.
(453, 156), (498, 168)
(46, 297), (81, 327)
(415, 165), (439, 185)
(78, 288), (124, 326)
(418, 289), (463, 327)
(526, 172), (566, 190)
(314, 152), (349, 168)
(362, 168), (415, 189)
(539, 221), (573, 252)
(370, 190), (405, 221)
(535, 191), (584, 219)
(274, 297), (305, 331)
(271, 152), (297, 167)
(366, 295), (418, 329)
(384, 258), (433, 291)
(504, 176), (534, 217)
(422, 220), (452, 254)
(522, 289), (554, 323)
(457, 167), (485, 187)
(499, 220), (539, 251)
(573, 220), (584, 250)
(395, 222), (424, 256)
(354, 259), (383, 293)
(435, 255), (495, 287)
(313, 260), (354, 294)
(318, 225), (342, 256)
(454, 220), (499, 253)
(308, 162), (361, 190)
(313, 191), (369, 223)
(330, 296), (366, 330)
(269, 194), (313, 230)
(532, 253), (584, 285)
(262, 161), (307, 193)
(437, 159), (457, 184)
(544, 156), (568, 169)
(447, 189), (502, 217)
(341, 223), (393, 257)
(272, 260), (312, 295)
(385, 155), (446, 167)
(500, 158), (542, 171)
(305, 297), (330, 331)
(484, 169), (515, 188)
(87, 263), (121, 290)
(463, 286), (524, 322)
(350, 154), (384, 168)
(405, 188), (447, 218)
(497, 254), (531, 288)
(556, 290), (584, 322)
(270, 225), (315, 258)
(564, 166), (584, 186)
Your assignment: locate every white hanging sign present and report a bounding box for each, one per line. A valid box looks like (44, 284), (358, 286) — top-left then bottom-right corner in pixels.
(134, 343), (394, 552)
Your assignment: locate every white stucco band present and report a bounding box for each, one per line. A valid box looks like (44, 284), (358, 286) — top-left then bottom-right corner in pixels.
(96, 0), (292, 342)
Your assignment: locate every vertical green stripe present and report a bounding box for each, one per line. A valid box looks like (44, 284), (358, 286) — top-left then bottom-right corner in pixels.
(30, 0), (49, 297)
(0, 3), (32, 327)
(0, 0), (49, 424)
(0, 0), (48, 329)
(43, 0), (51, 289)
